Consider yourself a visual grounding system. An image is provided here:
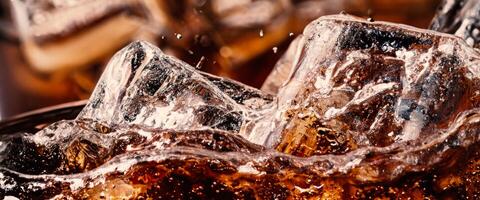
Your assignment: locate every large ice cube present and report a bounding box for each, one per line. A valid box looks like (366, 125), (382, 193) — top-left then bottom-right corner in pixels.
(262, 15), (480, 157)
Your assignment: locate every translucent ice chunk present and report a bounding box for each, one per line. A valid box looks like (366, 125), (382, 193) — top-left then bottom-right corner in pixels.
(78, 41), (273, 133)
(11, 0), (164, 72)
(262, 15), (480, 156)
(430, 0), (480, 48)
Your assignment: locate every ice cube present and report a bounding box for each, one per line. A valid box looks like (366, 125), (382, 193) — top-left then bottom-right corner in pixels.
(262, 15), (480, 157)
(78, 41), (273, 133)
(11, 0), (165, 72)
(430, 0), (480, 48)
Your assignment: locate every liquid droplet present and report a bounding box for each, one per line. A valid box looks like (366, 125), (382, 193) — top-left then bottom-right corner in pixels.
(188, 50), (194, 55)
(367, 17), (374, 22)
(289, 32), (294, 37)
(259, 29), (264, 38)
(272, 47), (278, 53)
(175, 33), (183, 39)
(195, 56), (205, 69)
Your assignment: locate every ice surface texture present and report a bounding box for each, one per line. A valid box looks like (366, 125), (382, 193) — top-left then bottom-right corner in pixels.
(78, 41), (273, 134)
(430, 0), (480, 48)
(2, 15), (480, 199)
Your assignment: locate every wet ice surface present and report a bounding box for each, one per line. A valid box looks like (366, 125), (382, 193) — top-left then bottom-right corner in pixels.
(430, 0), (480, 48)
(78, 41), (273, 134)
(2, 15), (480, 199)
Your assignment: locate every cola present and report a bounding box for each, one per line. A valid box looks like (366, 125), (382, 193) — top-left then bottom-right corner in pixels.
(1, 15), (480, 199)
